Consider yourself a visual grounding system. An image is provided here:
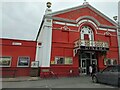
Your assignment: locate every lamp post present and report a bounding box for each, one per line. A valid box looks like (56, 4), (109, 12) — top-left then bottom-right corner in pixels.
(113, 16), (120, 64)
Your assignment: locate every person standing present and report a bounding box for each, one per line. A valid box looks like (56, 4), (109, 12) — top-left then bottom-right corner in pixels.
(89, 65), (93, 76)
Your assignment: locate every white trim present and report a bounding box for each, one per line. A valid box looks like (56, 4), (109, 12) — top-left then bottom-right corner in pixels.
(53, 21), (77, 27)
(108, 29), (116, 32)
(98, 28), (116, 32)
(53, 21), (65, 25)
(78, 20), (98, 34)
(53, 19), (117, 37)
(76, 16), (101, 27)
(88, 20), (98, 29)
(78, 20), (88, 25)
(98, 28), (107, 31)
(66, 23), (77, 27)
(97, 32), (117, 37)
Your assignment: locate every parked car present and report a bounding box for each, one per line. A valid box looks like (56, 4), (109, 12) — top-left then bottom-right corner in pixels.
(92, 65), (120, 87)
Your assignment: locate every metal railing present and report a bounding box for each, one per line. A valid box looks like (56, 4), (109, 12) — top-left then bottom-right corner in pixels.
(74, 39), (109, 48)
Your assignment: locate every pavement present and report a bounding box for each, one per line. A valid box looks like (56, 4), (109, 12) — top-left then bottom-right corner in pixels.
(1, 76), (41, 82)
(2, 76), (117, 88)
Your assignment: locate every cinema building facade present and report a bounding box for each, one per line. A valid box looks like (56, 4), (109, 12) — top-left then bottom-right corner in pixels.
(36, 2), (119, 77)
(1, 2), (119, 77)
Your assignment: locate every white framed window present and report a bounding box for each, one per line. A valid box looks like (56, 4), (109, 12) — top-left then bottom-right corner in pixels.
(55, 56), (73, 65)
(55, 57), (65, 64)
(65, 57), (73, 64)
(104, 58), (117, 66)
(0, 56), (12, 67)
(17, 56), (30, 67)
(81, 26), (94, 41)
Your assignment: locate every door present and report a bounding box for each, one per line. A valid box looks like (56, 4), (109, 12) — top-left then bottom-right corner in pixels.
(80, 52), (97, 75)
(91, 59), (97, 72)
(81, 59), (87, 75)
(86, 59), (91, 74)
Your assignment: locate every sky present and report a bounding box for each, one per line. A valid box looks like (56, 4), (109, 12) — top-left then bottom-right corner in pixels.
(1, 0), (120, 41)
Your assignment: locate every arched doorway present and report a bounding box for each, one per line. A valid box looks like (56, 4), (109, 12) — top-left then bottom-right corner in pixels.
(80, 26), (97, 75)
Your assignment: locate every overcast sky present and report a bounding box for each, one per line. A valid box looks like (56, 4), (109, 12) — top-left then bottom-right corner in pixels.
(1, 0), (120, 41)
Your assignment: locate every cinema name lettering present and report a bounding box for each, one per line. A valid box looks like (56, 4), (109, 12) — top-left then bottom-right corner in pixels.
(74, 40), (109, 51)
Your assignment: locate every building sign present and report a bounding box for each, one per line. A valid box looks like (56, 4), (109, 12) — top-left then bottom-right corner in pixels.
(17, 56), (30, 67)
(80, 46), (109, 51)
(74, 40), (109, 52)
(0, 57), (11, 67)
(31, 61), (39, 68)
(12, 42), (22, 45)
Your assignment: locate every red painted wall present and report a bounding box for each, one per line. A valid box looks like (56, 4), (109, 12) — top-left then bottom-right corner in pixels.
(54, 7), (114, 26)
(1, 38), (37, 77)
(48, 6), (119, 77)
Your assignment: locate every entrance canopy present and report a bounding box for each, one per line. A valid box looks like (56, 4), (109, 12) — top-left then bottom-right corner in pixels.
(74, 39), (109, 56)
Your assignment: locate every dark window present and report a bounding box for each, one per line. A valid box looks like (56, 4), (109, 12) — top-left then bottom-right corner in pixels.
(84, 34), (89, 40)
(103, 66), (113, 72)
(17, 56), (30, 67)
(103, 66), (118, 72)
(55, 57), (65, 64)
(0, 57), (12, 67)
(92, 53), (96, 59)
(81, 53), (90, 58)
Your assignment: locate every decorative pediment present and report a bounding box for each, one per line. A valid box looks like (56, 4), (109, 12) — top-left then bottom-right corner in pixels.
(48, 4), (116, 27)
(104, 31), (111, 37)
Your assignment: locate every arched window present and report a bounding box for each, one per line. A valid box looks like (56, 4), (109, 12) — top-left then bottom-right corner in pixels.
(80, 26), (94, 41)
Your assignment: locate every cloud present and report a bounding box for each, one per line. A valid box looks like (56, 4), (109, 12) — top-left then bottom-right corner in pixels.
(1, 1), (118, 40)
(2, 2), (44, 40)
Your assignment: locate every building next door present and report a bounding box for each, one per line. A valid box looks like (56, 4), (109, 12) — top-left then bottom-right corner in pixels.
(80, 52), (97, 75)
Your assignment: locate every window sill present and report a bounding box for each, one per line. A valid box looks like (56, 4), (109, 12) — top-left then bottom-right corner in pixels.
(50, 64), (73, 66)
(17, 66), (29, 67)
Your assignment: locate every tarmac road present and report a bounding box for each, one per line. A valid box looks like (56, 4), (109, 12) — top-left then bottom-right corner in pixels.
(2, 76), (118, 88)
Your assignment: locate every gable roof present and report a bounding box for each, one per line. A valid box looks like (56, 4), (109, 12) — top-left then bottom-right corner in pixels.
(47, 4), (117, 26)
(36, 3), (117, 41)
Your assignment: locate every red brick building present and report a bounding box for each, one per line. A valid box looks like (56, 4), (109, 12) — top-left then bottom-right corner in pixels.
(1, 38), (37, 77)
(36, 2), (119, 77)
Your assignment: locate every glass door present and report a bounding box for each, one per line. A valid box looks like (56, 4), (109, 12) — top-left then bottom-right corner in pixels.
(91, 59), (97, 65)
(91, 59), (97, 72)
(81, 59), (87, 75)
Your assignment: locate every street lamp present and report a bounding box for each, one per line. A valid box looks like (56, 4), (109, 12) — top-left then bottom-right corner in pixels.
(113, 16), (120, 64)
(47, 2), (52, 8)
